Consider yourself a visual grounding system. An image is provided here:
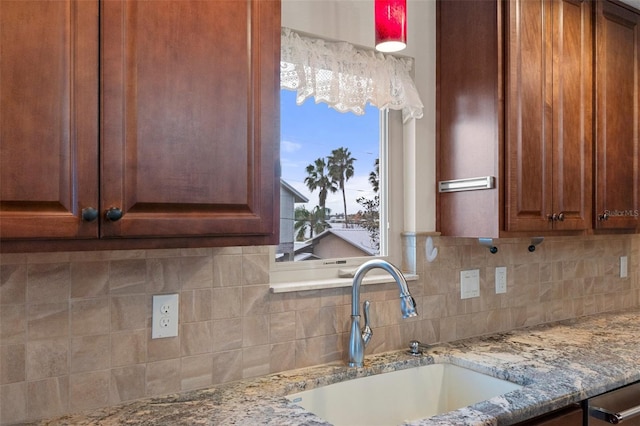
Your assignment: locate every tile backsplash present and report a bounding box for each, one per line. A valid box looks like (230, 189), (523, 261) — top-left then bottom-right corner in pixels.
(1, 234), (638, 424)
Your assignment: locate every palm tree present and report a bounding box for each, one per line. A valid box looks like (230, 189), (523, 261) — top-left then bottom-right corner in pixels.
(328, 147), (356, 226)
(358, 158), (381, 252)
(369, 158), (379, 193)
(304, 158), (337, 219)
(294, 206), (312, 241)
(294, 205), (331, 241)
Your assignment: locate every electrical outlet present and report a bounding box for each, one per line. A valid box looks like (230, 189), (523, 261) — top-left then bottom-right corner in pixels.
(495, 266), (507, 294)
(460, 269), (480, 299)
(152, 294), (179, 339)
(621, 256), (628, 278)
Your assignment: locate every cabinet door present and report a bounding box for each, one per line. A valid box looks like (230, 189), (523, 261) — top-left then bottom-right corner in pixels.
(505, 0), (553, 232)
(516, 404), (582, 425)
(101, 0), (280, 240)
(505, 0), (591, 232)
(0, 0), (99, 239)
(594, 0), (640, 230)
(436, 0), (502, 238)
(551, 0), (592, 231)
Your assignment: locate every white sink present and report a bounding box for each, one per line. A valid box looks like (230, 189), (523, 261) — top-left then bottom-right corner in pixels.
(287, 363), (522, 426)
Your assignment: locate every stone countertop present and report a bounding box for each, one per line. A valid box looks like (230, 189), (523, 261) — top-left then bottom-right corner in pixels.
(33, 309), (640, 426)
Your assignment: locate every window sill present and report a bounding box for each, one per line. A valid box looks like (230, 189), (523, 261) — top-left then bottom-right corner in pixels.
(269, 273), (419, 293)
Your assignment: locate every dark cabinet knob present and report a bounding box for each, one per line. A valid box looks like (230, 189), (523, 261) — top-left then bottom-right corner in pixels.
(548, 213), (566, 222)
(599, 213), (609, 221)
(105, 207), (123, 222)
(81, 207), (99, 222)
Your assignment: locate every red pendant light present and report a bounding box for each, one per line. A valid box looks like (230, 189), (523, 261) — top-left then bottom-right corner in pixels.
(375, 0), (407, 53)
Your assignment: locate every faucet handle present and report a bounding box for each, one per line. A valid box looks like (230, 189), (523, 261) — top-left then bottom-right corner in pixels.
(408, 340), (429, 356)
(362, 300), (373, 346)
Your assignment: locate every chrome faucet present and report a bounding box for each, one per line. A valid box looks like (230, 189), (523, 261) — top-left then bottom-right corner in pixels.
(348, 259), (418, 367)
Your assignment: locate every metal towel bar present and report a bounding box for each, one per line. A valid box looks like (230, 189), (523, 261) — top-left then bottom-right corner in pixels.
(438, 176), (495, 193)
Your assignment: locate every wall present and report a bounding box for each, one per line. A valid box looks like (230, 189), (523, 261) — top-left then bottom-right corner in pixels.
(3, 2), (639, 423)
(1, 234), (638, 423)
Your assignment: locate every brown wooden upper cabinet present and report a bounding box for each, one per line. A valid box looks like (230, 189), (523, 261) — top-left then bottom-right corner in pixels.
(0, 0), (280, 251)
(594, 0), (640, 231)
(1, 0), (99, 241)
(438, 0), (593, 238)
(506, 0), (592, 233)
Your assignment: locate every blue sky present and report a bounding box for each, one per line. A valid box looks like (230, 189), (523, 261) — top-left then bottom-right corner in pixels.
(280, 89), (380, 217)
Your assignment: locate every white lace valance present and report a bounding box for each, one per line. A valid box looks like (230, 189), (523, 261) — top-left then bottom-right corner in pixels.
(280, 27), (424, 122)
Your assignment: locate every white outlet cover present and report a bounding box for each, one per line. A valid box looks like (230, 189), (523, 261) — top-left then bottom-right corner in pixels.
(621, 256), (628, 278)
(495, 266), (507, 294)
(152, 294), (179, 339)
(460, 269), (480, 299)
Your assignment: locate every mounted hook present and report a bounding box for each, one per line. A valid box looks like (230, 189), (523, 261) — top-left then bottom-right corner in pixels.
(478, 238), (498, 254)
(528, 237), (544, 252)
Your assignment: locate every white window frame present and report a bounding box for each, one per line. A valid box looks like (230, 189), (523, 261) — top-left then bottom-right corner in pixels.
(269, 108), (411, 292)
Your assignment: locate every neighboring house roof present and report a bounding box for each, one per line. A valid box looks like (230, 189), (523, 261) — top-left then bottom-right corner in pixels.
(309, 227), (378, 256)
(280, 179), (309, 203)
(294, 241), (312, 251)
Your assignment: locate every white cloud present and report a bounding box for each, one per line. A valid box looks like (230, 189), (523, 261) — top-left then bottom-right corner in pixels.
(281, 140), (302, 153)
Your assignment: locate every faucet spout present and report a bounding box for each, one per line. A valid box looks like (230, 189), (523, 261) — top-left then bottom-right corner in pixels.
(348, 259), (418, 367)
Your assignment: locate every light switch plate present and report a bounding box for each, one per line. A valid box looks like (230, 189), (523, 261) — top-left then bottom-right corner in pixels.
(460, 269), (480, 299)
(621, 256), (628, 278)
(152, 294), (179, 339)
(495, 266), (507, 294)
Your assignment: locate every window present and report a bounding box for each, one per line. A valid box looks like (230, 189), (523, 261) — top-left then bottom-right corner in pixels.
(277, 89), (385, 263)
(271, 28), (423, 286)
